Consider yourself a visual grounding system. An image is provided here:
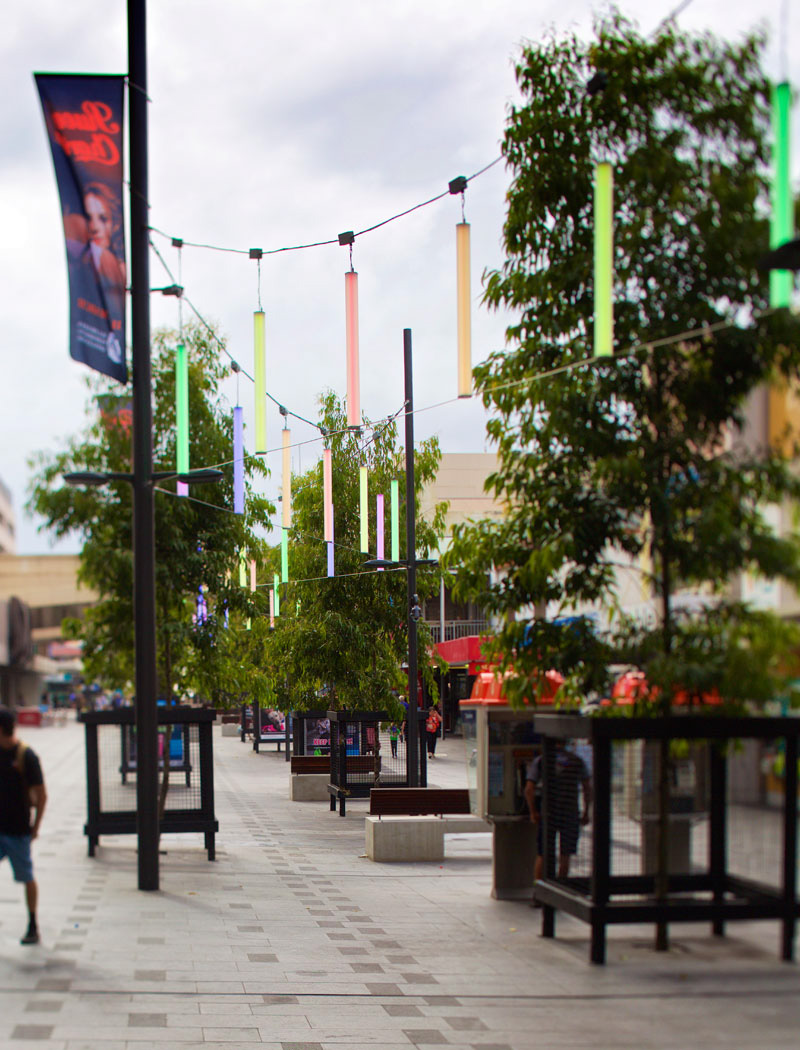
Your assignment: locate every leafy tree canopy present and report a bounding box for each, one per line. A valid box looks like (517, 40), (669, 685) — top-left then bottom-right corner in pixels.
(265, 392), (445, 714)
(28, 323), (274, 703)
(447, 11), (800, 711)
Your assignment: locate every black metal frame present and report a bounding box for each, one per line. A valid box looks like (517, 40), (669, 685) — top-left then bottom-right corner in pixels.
(327, 709), (387, 816)
(80, 706), (218, 861)
(290, 710), (330, 757)
(533, 713), (799, 965)
(251, 701), (291, 754)
(119, 722), (193, 786)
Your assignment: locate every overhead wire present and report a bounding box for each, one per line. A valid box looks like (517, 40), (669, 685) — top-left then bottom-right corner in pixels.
(148, 156), (504, 259)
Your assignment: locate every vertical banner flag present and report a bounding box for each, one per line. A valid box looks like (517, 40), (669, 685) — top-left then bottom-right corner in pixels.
(35, 74), (127, 383)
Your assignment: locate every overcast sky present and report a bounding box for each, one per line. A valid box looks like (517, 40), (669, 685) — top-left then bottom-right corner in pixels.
(1, 0), (792, 554)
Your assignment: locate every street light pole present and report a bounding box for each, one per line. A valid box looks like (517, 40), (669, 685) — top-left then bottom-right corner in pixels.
(128, 0), (159, 891)
(404, 329), (426, 788)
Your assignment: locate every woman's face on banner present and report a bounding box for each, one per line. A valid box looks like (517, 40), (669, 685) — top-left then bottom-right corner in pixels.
(85, 192), (113, 249)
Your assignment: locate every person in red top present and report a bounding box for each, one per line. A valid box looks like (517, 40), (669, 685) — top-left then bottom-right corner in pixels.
(426, 704), (442, 759)
(0, 707), (47, 944)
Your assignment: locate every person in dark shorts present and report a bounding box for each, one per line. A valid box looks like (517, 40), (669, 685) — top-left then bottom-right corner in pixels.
(524, 740), (591, 885)
(0, 706), (47, 944)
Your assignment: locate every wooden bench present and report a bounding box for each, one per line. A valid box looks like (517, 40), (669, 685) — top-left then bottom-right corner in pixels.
(365, 788), (488, 862)
(291, 755), (329, 775)
(369, 787), (471, 818)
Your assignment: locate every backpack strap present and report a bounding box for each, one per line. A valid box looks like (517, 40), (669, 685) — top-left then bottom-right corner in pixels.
(12, 740), (28, 777)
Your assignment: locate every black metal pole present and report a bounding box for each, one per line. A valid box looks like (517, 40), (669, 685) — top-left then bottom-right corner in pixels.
(128, 0), (159, 891)
(404, 329), (425, 787)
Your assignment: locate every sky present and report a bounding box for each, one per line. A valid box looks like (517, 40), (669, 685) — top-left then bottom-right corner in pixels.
(0, 0), (794, 554)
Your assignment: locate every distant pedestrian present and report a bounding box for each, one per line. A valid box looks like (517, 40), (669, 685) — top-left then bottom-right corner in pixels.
(426, 704), (442, 759)
(0, 706), (47, 944)
(388, 722), (400, 758)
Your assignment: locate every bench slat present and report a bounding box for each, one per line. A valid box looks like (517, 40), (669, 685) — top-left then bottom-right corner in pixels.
(369, 788), (471, 817)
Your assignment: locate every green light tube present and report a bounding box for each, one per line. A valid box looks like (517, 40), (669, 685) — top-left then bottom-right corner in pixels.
(273, 572), (280, 617)
(391, 479), (399, 563)
(771, 82), (794, 308)
(175, 343), (189, 473)
(281, 527), (288, 584)
(254, 311), (267, 453)
(239, 549), (247, 588)
(359, 466), (369, 553)
(593, 162), (614, 357)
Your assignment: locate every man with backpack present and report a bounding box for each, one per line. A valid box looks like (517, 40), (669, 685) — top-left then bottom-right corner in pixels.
(0, 706), (47, 945)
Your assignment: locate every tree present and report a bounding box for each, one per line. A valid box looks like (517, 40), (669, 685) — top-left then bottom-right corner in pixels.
(266, 392), (445, 716)
(28, 322), (274, 704)
(446, 12), (800, 949)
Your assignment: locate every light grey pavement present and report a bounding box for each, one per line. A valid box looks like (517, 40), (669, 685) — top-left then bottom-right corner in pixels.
(0, 717), (798, 1050)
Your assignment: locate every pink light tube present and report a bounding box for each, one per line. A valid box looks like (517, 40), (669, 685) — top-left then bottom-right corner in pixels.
(345, 271), (360, 428)
(233, 406), (244, 514)
(323, 447), (333, 542)
(250, 559), (257, 593)
(376, 493), (385, 571)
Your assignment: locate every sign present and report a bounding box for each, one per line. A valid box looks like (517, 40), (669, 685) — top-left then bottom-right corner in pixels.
(35, 74), (127, 383)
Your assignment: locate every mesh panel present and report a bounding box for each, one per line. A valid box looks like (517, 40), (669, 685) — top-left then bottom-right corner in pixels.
(606, 740), (710, 880)
(98, 721), (203, 814)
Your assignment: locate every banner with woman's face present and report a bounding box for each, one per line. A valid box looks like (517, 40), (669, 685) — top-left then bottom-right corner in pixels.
(35, 73), (127, 384)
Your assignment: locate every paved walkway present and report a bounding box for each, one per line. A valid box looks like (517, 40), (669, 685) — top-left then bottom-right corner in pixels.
(0, 717), (797, 1049)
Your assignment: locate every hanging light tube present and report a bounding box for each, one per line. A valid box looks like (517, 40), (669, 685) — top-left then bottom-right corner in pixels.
(359, 465), (369, 553)
(254, 310), (267, 453)
(175, 343), (189, 496)
(456, 223), (472, 397)
(345, 271), (360, 427)
(327, 505), (335, 577)
(239, 549), (247, 588)
(273, 572), (280, 616)
(269, 588), (275, 629)
(250, 559), (257, 593)
(771, 82), (794, 308)
(390, 479), (399, 563)
(282, 427), (292, 527)
(281, 527), (289, 584)
(593, 162), (614, 357)
(233, 406), (245, 515)
(376, 493), (385, 572)
(323, 447), (333, 543)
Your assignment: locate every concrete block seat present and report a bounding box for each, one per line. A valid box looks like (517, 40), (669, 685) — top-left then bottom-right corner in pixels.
(365, 787), (490, 861)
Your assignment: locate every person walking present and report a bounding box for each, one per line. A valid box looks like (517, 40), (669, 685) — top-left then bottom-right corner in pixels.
(0, 706), (47, 944)
(426, 704), (442, 759)
(388, 722), (400, 758)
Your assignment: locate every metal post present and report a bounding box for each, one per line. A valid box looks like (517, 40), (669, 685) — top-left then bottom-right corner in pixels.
(128, 0), (159, 891)
(404, 329), (425, 787)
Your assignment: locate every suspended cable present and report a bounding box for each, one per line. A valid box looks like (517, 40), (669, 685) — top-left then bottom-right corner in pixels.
(148, 157), (504, 258)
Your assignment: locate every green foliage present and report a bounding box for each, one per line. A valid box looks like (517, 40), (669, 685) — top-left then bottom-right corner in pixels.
(447, 11), (800, 710)
(266, 392), (445, 713)
(27, 323), (274, 702)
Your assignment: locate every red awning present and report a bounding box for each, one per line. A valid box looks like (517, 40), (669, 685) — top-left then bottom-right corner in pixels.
(434, 634), (490, 675)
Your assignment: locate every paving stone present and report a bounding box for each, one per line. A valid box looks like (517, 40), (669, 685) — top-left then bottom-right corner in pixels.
(403, 973), (439, 984)
(446, 1017), (487, 1031)
(128, 1012), (167, 1026)
(403, 1029), (449, 1045)
(247, 953), (278, 962)
(134, 970), (166, 981)
(10, 1025), (54, 1039)
(34, 979), (71, 992)
(24, 1001), (63, 1013)
(383, 1005), (423, 1017)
